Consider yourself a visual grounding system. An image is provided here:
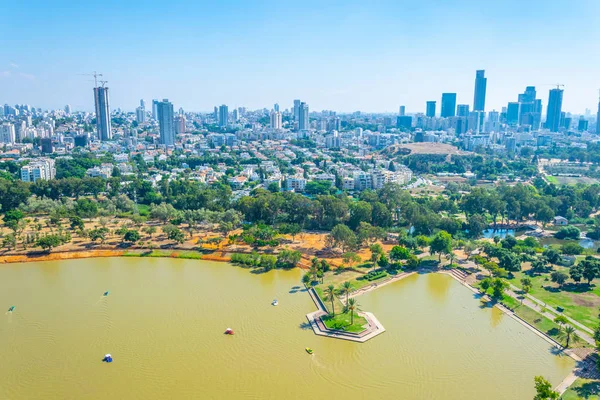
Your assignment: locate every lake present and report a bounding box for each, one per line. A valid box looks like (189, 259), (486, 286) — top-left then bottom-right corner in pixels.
(0, 258), (573, 399)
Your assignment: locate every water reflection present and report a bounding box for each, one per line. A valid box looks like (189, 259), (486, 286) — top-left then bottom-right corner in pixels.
(426, 272), (451, 303)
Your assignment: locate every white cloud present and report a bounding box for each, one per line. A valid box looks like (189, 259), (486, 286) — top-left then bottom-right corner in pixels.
(9, 63), (18, 69)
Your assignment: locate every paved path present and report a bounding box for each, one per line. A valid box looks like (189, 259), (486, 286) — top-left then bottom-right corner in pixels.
(347, 271), (416, 301)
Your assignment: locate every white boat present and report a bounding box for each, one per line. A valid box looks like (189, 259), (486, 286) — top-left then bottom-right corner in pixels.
(272, 299), (278, 306)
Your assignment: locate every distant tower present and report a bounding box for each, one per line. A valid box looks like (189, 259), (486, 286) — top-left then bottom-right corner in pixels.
(157, 99), (174, 146)
(219, 105), (229, 127)
(399, 105), (406, 116)
(596, 90), (600, 134)
(152, 100), (159, 120)
(457, 104), (470, 117)
(270, 110), (282, 129)
(274, 103), (280, 112)
(426, 101), (436, 118)
(441, 93), (456, 118)
(298, 102), (309, 130)
(94, 85), (112, 141)
(473, 70), (487, 112)
(64, 104), (71, 115)
(545, 88), (564, 132)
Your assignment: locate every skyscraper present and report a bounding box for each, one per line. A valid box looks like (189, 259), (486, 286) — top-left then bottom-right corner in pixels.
(545, 88), (564, 132)
(517, 86), (542, 130)
(93, 86), (112, 141)
(399, 105), (406, 116)
(64, 104), (71, 115)
(596, 91), (600, 134)
(157, 99), (174, 146)
(136, 106), (146, 123)
(441, 93), (457, 118)
(457, 104), (470, 117)
(152, 100), (159, 120)
(293, 100), (301, 121)
(426, 101), (436, 118)
(507, 102), (519, 126)
(298, 102), (309, 130)
(274, 103), (280, 112)
(140, 99), (146, 109)
(219, 105), (229, 127)
(473, 70), (487, 112)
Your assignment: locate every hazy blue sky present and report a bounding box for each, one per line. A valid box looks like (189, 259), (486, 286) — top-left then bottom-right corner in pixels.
(1, 0), (599, 114)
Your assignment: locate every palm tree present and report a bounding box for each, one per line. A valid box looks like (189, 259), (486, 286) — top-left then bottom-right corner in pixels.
(325, 284), (336, 316)
(341, 281), (352, 307)
(347, 298), (360, 325)
(559, 325), (580, 348)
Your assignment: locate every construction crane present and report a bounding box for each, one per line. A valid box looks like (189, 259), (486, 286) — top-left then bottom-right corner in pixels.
(98, 80), (108, 88)
(77, 71), (103, 87)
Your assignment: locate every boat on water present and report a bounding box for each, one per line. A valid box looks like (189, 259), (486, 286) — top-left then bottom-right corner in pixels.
(103, 291), (110, 297)
(224, 328), (234, 335)
(7, 306), (15, 312)
(102, 354), (113, 363)
(305, 348), (313, 355)
(272, 299), (278, 306)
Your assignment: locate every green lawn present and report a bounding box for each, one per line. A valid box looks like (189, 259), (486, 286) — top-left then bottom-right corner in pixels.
(123, 249), (203, 260)
(321, 311), (368, 333)
(509, 269), (600, 330)
(562, 378), (600, 399)
(513, 304), (567, 346)
(545, 175), (559, 184)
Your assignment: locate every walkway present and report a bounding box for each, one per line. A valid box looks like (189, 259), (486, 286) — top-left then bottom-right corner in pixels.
(347, 271), (416, 300)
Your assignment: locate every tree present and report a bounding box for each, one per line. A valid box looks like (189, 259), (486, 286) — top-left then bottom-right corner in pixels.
(123, 230), (140, 243)
(369, 243), (383, 263)
(150, 203), (177, 223)
(561, 242), (583, 255)
(390, 245), (411, 261)
(554, 226), (580, 240)
(89, 227), (109, 244)
(570, 263), (583, 283)
(580, 257), (600, 285)
(309, 257), (319, 284)
(348, 201), (372, 230)
(74, 198), (99, 219)
(430, 231), (452, 263)
(558, 324), (580, 348)
(276, 249), (301, 268)
(163, 225), (185, 244)
(341, 281), (352, 307)
(302, 273), (311, 286)
(466, 214), (487, 239)
(69, 216), (85, 231)
(342, 252), (361, 267)
(347, 298), (360, 325)
(543, 248), (561, 265)
(498, 250), (521, 272)
(329, 224), (357, 252)
(491, 278), (508, 299)
(36, 234), (65, 251)
(554, 315), (568, 326)
(142, 226), (157, 238)
(325, 284), (336, 316)
(521, 277), (532, 295)
(533, 376), (559, 400)
(531, 257), (549, 275)
(3, 233), (16, 250)
(551, 271), (568, 287)
(405, 254), (419, 269)
(480, 277), (491, 295)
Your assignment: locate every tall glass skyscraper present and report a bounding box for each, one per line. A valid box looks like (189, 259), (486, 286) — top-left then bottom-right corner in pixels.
(157, 99), (174, 146)
(596, 93), (600, 134)
(298, 102), (309, 130)
(219, 104), (229, 127)
(441, 93), (457, 118)
(93, 86), (111, 141)
(545, 88), (564, 132)
(426, 101), (436, 117)
(473, 70), (487, 112)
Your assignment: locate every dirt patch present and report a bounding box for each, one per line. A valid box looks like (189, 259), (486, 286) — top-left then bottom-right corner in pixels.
(570, 293), (600, 308)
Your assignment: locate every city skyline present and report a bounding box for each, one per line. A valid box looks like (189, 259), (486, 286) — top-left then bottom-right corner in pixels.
(1, 0), (599, 114)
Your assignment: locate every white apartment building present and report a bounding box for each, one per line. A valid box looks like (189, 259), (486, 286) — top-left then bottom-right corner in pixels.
(0, 123), (16, 144)
(20, 158), (56, 182)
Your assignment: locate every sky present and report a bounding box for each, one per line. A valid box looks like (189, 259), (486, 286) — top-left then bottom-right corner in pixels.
(1, 0), (599, 114)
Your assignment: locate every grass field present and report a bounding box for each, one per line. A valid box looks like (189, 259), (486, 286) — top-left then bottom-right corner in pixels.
(562, 378), (600, 399)
(509, 268), (600, 330)
(321, 311), (368, 333)
(123, 249), (204, 259)
(545, 175), (559, 184)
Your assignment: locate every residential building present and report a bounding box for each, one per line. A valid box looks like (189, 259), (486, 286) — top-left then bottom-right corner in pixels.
(293, 100), (301, 121)
(64, 104), (71, 115)
(157, 99), (175, 146)
(270, 110), (282, 129)
(93, 86), (112, 140)
(285, 176), (306, 192)
(298, 102), (309, 130)
(473, 70), (487, 112)
(441, 93), (456, 118)
(152, 100), (159, 120)
(175, 115), (186, 134)
(0, 123), (15, 143)
(136, 106), (146, 123)
(21, 158), (56, 182)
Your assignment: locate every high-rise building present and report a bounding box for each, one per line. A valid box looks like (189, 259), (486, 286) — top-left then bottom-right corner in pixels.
(441, 93), (457, 118)
(152, 100), (159, 120)
(41, 137), (53, 154)
(507, 102), (519, 126)
(270, 111), (282, 129)
(545, 88), (564, 132)
(596, 92), (600, 134)
(473, 70), (487, 112)
(517, 86), (542, 130)
(175, 115), (186, 134)
(232, 108), (239, 122)
(0, 123), (15, 143)
(64, 104), (71, 115)
(136, 106), (146, 123)
(157, 99), (175, 146)
(399, 105), (406, 116)
(457, 104), (470, 117)
(93, 86), (112, 140)
(20, 158), (55, 182)
(140, 99), (146, 109)
(293, 100), (301, 121)
(578, 117), (588, 132)
(218, 105), (229, 127)
(426, 101), (436, 118)
(298, 102), (309, 130)
(396, 116), (412, 129)
(274, 103), (280, 112)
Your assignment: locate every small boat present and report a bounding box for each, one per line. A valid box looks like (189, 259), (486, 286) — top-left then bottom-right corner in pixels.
(102, 354), (113, 363)
(272, 299), (278, 306)
(7, 306), (15, 312)
(224, 328), (234, 335)
(305, 347), (314, 355)
(103, 291), (109, 297)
